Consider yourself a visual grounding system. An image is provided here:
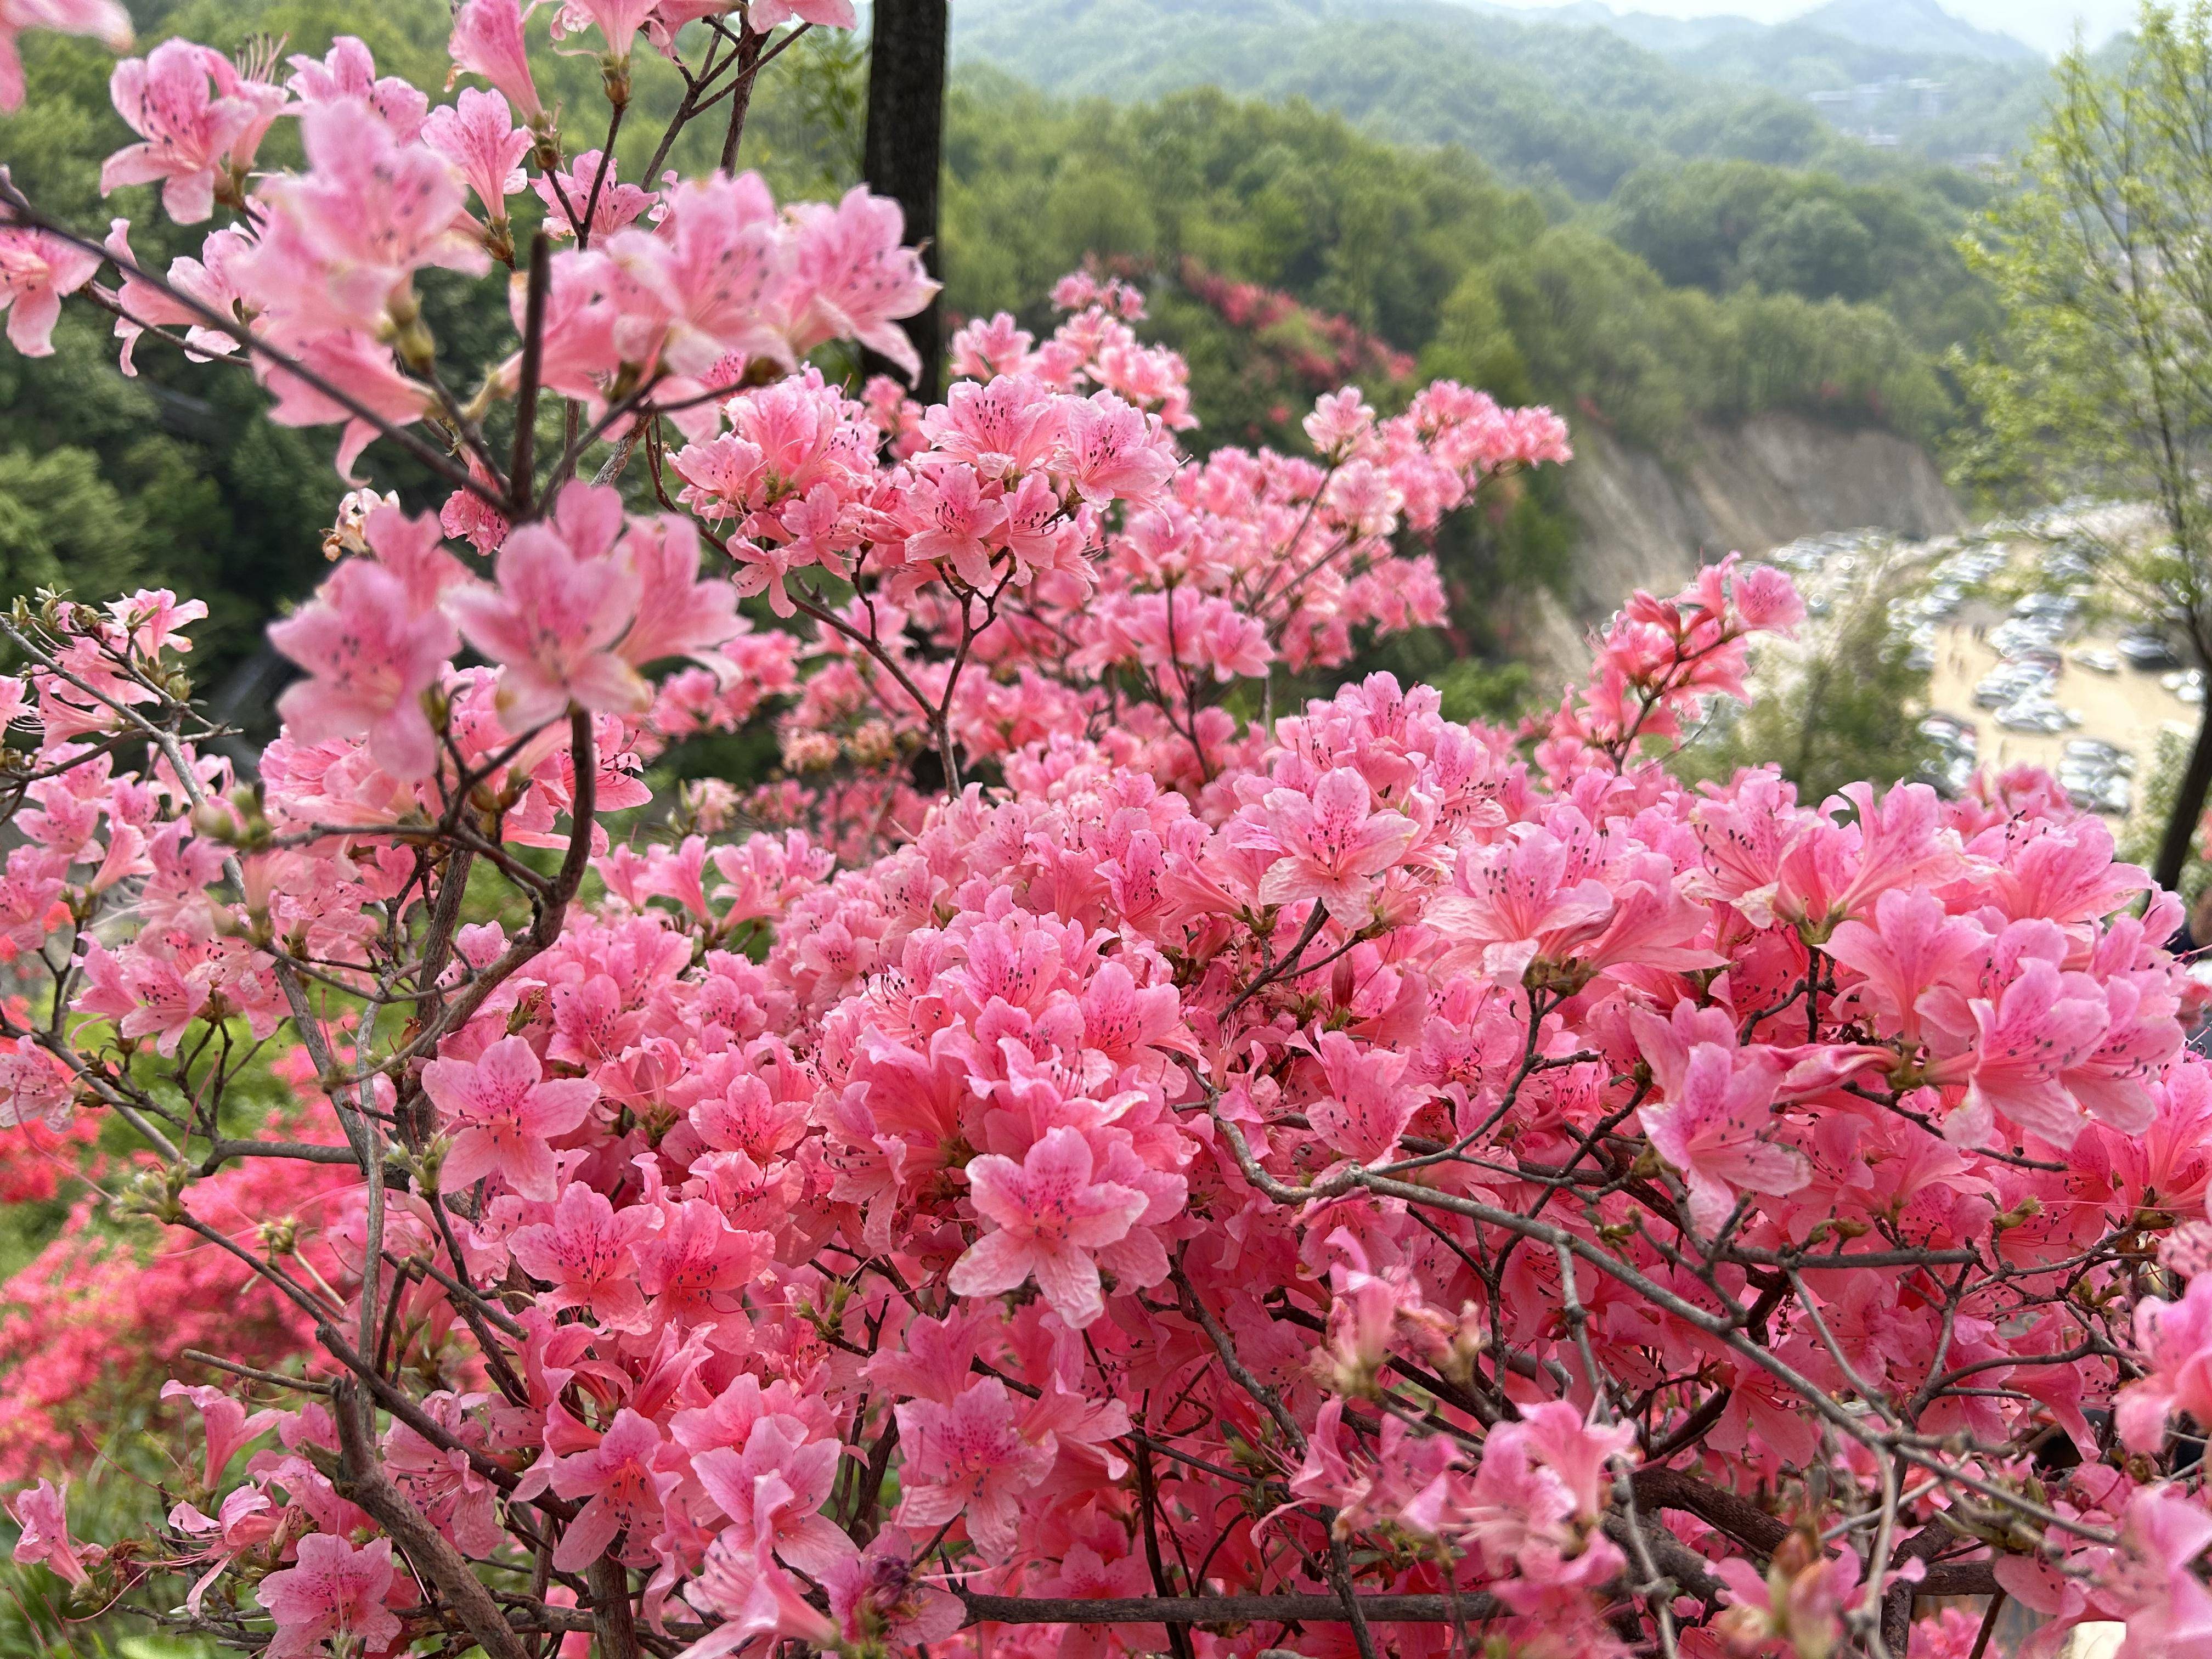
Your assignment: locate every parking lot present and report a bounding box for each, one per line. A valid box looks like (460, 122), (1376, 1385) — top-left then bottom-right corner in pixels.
(1923, 618), (2196, 821)
(1762, 510), (2199, 827)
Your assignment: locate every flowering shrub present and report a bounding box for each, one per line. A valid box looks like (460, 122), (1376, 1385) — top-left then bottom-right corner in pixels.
(1176, 257), (1418, 390)
(0, 6), (2208, 1659)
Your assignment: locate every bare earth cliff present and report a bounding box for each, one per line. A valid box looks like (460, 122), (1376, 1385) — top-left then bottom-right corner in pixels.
(1513, 412), (1966, 672)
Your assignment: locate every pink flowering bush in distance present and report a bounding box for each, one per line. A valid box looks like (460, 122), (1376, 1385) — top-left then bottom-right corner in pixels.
(2, 7), (2211, 1659)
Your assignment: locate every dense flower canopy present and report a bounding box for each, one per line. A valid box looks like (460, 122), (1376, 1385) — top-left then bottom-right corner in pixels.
(1, 6), (2210, 1659)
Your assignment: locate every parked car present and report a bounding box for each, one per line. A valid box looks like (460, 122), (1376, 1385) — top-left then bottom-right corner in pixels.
(1990, 618), (2066, 659)
(2121, 631), (2183, 670)
(2063, 738), (2135, 774)
(1976, 664), (2053, 708)
(2073, 646), (2121, 674)
(2058, 763), (2134, 816)
(1994, 696), (2072, 733)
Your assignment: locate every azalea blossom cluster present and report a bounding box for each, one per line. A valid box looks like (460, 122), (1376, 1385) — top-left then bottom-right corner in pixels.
(5, 8), (2212, 1659)
(1176, 256), (1418, 393)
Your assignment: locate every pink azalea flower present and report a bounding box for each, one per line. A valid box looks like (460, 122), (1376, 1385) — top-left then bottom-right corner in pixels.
(284, 36), (428, 139)
(821, 1538), (965, 1650)
(542, 1407), (680, 1571)
(1950, 957), (2113, 1150)
(560, 0), (658, 57)
(102, 40), (286, 224)
(160, 1379), (284, 1487)
(903, 465), (1008, 588)
(422, 88), (531, 221)
(785, 185), (938, 377)
(2114, 1487), (2212, 1655)
(100, 218), (253, 374)
(1040, 1545), (1163, 1659)
(534, 148), (654, 243)
(268, 555), (459, 781)
(1637, 1040), (1808, 1234)
(442, 476), (512, 555)
(1512, 1401), (1635, 1521)
(508, 1180), (659, 1330)
(1731, 562), (1805, 631)
(0, 0), (132, 114)
(1307, 1029), (1421, 1165)
(77, 939), (208, 1055)
(449, 0), (543, 121)
(8, 1477), (89, 1587)
(1713, 1538), (1864, 1659)
(692, 1414), (854, 1573)
(614, 514), (741, 670)
(168, 1486), (280, 1615)
(2118, 1272), (2212, 1452)
(361, 504), (468, 614)
(1063, 392), (1176, 505)
(606, 172), (793, 378)
(444, 487), (650, 731)
(0, 227), (99, 357)
(256, 329), (438, 482)
(0, 1044), (74, 1131)
(948, 1126), (1149, 1328)
(685, 1528), (839, 1659)
(1304, 386), (1374, 458)
(635, 1199), (769, 1324)
(245, 99), (486, 339)
(1824, 885), (1984, 1046)
(1432, 820), (1616, 984)
(256, 1533), (402, 1659)
(752, 0), (859, 26)
(1250, 766), (1418, 927)
(420, 1035), (600, 1201)
(891, 1378), (1057, 1558)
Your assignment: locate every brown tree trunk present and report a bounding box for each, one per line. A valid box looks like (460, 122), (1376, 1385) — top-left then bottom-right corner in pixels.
(862, 0), (948, 402)
(2155, 697), (2212, 895)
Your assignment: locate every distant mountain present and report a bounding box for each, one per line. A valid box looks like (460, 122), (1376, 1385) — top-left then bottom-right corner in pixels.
(1480, 1), (1763, 52)
(951, 0), (2057, 190)
(1793, 0), (2041, 60)
(1461, 0), (2040, 60)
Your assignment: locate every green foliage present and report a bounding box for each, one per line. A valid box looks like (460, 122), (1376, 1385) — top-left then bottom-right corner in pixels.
(0, 447), (149, 603)
(1958, 9), (2212, 558)
(943, 78), (1538, 345)
(950, 0), (2059, 191)
(1430, 226), (1952, 452)
(1603, 157), (1999, 350)
(1678, 580), (1937, 800)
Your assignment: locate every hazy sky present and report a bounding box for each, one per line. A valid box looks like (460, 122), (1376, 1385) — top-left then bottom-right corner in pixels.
(1489, 0), (2132, 56)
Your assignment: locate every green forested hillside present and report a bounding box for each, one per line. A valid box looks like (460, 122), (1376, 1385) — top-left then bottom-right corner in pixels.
(949, 0), (2061, 187)
(952, 0), (1846, 197)
(1601, 157), (1996, 348)
(940, 76), (1954, 450)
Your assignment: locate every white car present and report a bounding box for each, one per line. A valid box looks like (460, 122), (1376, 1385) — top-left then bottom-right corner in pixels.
(1995, 696), (2070, 733)
(1976, 664), (2054, 708)
(2063, 738), (2134, 774)
(2059, 769), (2134, 815)
(2073, 646), (2121, 674)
